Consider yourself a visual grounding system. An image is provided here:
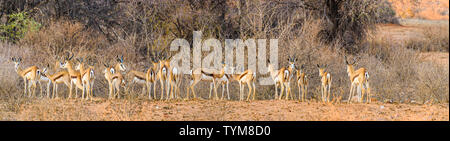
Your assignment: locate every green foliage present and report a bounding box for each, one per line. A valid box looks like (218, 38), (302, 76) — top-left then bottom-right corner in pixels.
(0, 12), (41, 43)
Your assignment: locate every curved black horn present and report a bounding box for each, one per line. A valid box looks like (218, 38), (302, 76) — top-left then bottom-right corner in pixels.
(344, 55), (349, 65)
(116, 55), (121, 62)
(69, 52), (74, 60)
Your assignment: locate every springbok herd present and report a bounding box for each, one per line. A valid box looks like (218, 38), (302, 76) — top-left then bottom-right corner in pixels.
(10, 52), (371, 103)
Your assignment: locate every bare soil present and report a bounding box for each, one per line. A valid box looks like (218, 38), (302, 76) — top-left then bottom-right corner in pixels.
(1, 99), (448, 121)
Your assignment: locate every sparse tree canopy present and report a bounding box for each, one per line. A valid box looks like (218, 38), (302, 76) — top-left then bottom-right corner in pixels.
(1, 0), (397, 54)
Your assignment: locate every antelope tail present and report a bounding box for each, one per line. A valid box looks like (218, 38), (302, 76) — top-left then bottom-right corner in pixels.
(172, 67), (178, 75)
(365, 72), (369, 80)
(284, 70), (289, 80)
(90, 70), (95, 79)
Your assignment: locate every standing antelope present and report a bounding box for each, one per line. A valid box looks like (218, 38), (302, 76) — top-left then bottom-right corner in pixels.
(286, 56), (297, 100)
(186, 62), (226, 100)
(208, 62), (227, 100)
(103, 63), (114, 99)
(216, 71), (232, 100)
(344, 56), (370, 103)
(145, 61), (158, 100)
(75, 58), (95, 100)
(60, 53), (84, 99)
(231, 67), (256, 101)
(107, 55), (126, 99)
(127, 68), (149, 96)
(166, 61), (182, 100)
(267, 59), (290, 100)
(146, 61), (159, 100)
(317, 64), (332, 102)
(104, 62), (125, 99)
(38, 67), (51, 98)
(11, 57), (40, 97)
(41, 64), (71, 99)
(157, 58), (170, 100)
(296, 64), (308, 102)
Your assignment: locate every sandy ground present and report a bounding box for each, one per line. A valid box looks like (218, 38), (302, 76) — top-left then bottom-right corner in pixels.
(0, 98), (448, 121)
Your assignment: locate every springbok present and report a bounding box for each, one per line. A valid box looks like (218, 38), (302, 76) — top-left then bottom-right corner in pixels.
(60, 53), (84, 99)
(267, 59), (290, 100)
(166, 60), (182, 100)
(145, 61), (158, 100)
(317, 64), (332, 102)
(127, 67), (149, 97)
(75, 58), (95, 100)
(231, 67), (256, 101)
(103, 57), (126, 99)
(111, 55), (126, 99)
(215, 69), (233, 100)
(344, 56), (370, 103)
(41, 64), (71, 99)
(296, 64), (308, 102)
(186, 62), (226, 100)
(286, 55), (297, 100)
(146, 61), (159, 100)
(11, 57), (40, 97)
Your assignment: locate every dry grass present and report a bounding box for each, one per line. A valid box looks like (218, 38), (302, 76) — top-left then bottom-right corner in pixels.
(0, 99), (447, 121)
(362, 19), (449, 104)
(1, 16), (448, 121)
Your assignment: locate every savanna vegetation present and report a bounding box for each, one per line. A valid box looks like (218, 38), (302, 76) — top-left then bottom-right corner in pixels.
(0, 0), (448, 121)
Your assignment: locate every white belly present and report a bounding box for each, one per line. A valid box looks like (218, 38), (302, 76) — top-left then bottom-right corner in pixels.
(133, 77), (146, 84)
(55, 78), (65, 83)
(71, 78), (79, 84)
(201, 74), (214, 81)
(25, 72), (33, 79)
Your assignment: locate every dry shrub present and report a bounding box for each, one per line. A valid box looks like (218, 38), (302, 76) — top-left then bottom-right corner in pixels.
(415, 62), (449, 103)
(403, 25), (449, 52)
(364, 31), (449, 103)
(20, 20), (108, 66)
(0, 43), (35, 120)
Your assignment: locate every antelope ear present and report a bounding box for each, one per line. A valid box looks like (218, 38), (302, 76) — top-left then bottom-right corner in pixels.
(316, 64), (320, 68)
(11, 57), (14, 61)
(18, 58), (22, 62)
